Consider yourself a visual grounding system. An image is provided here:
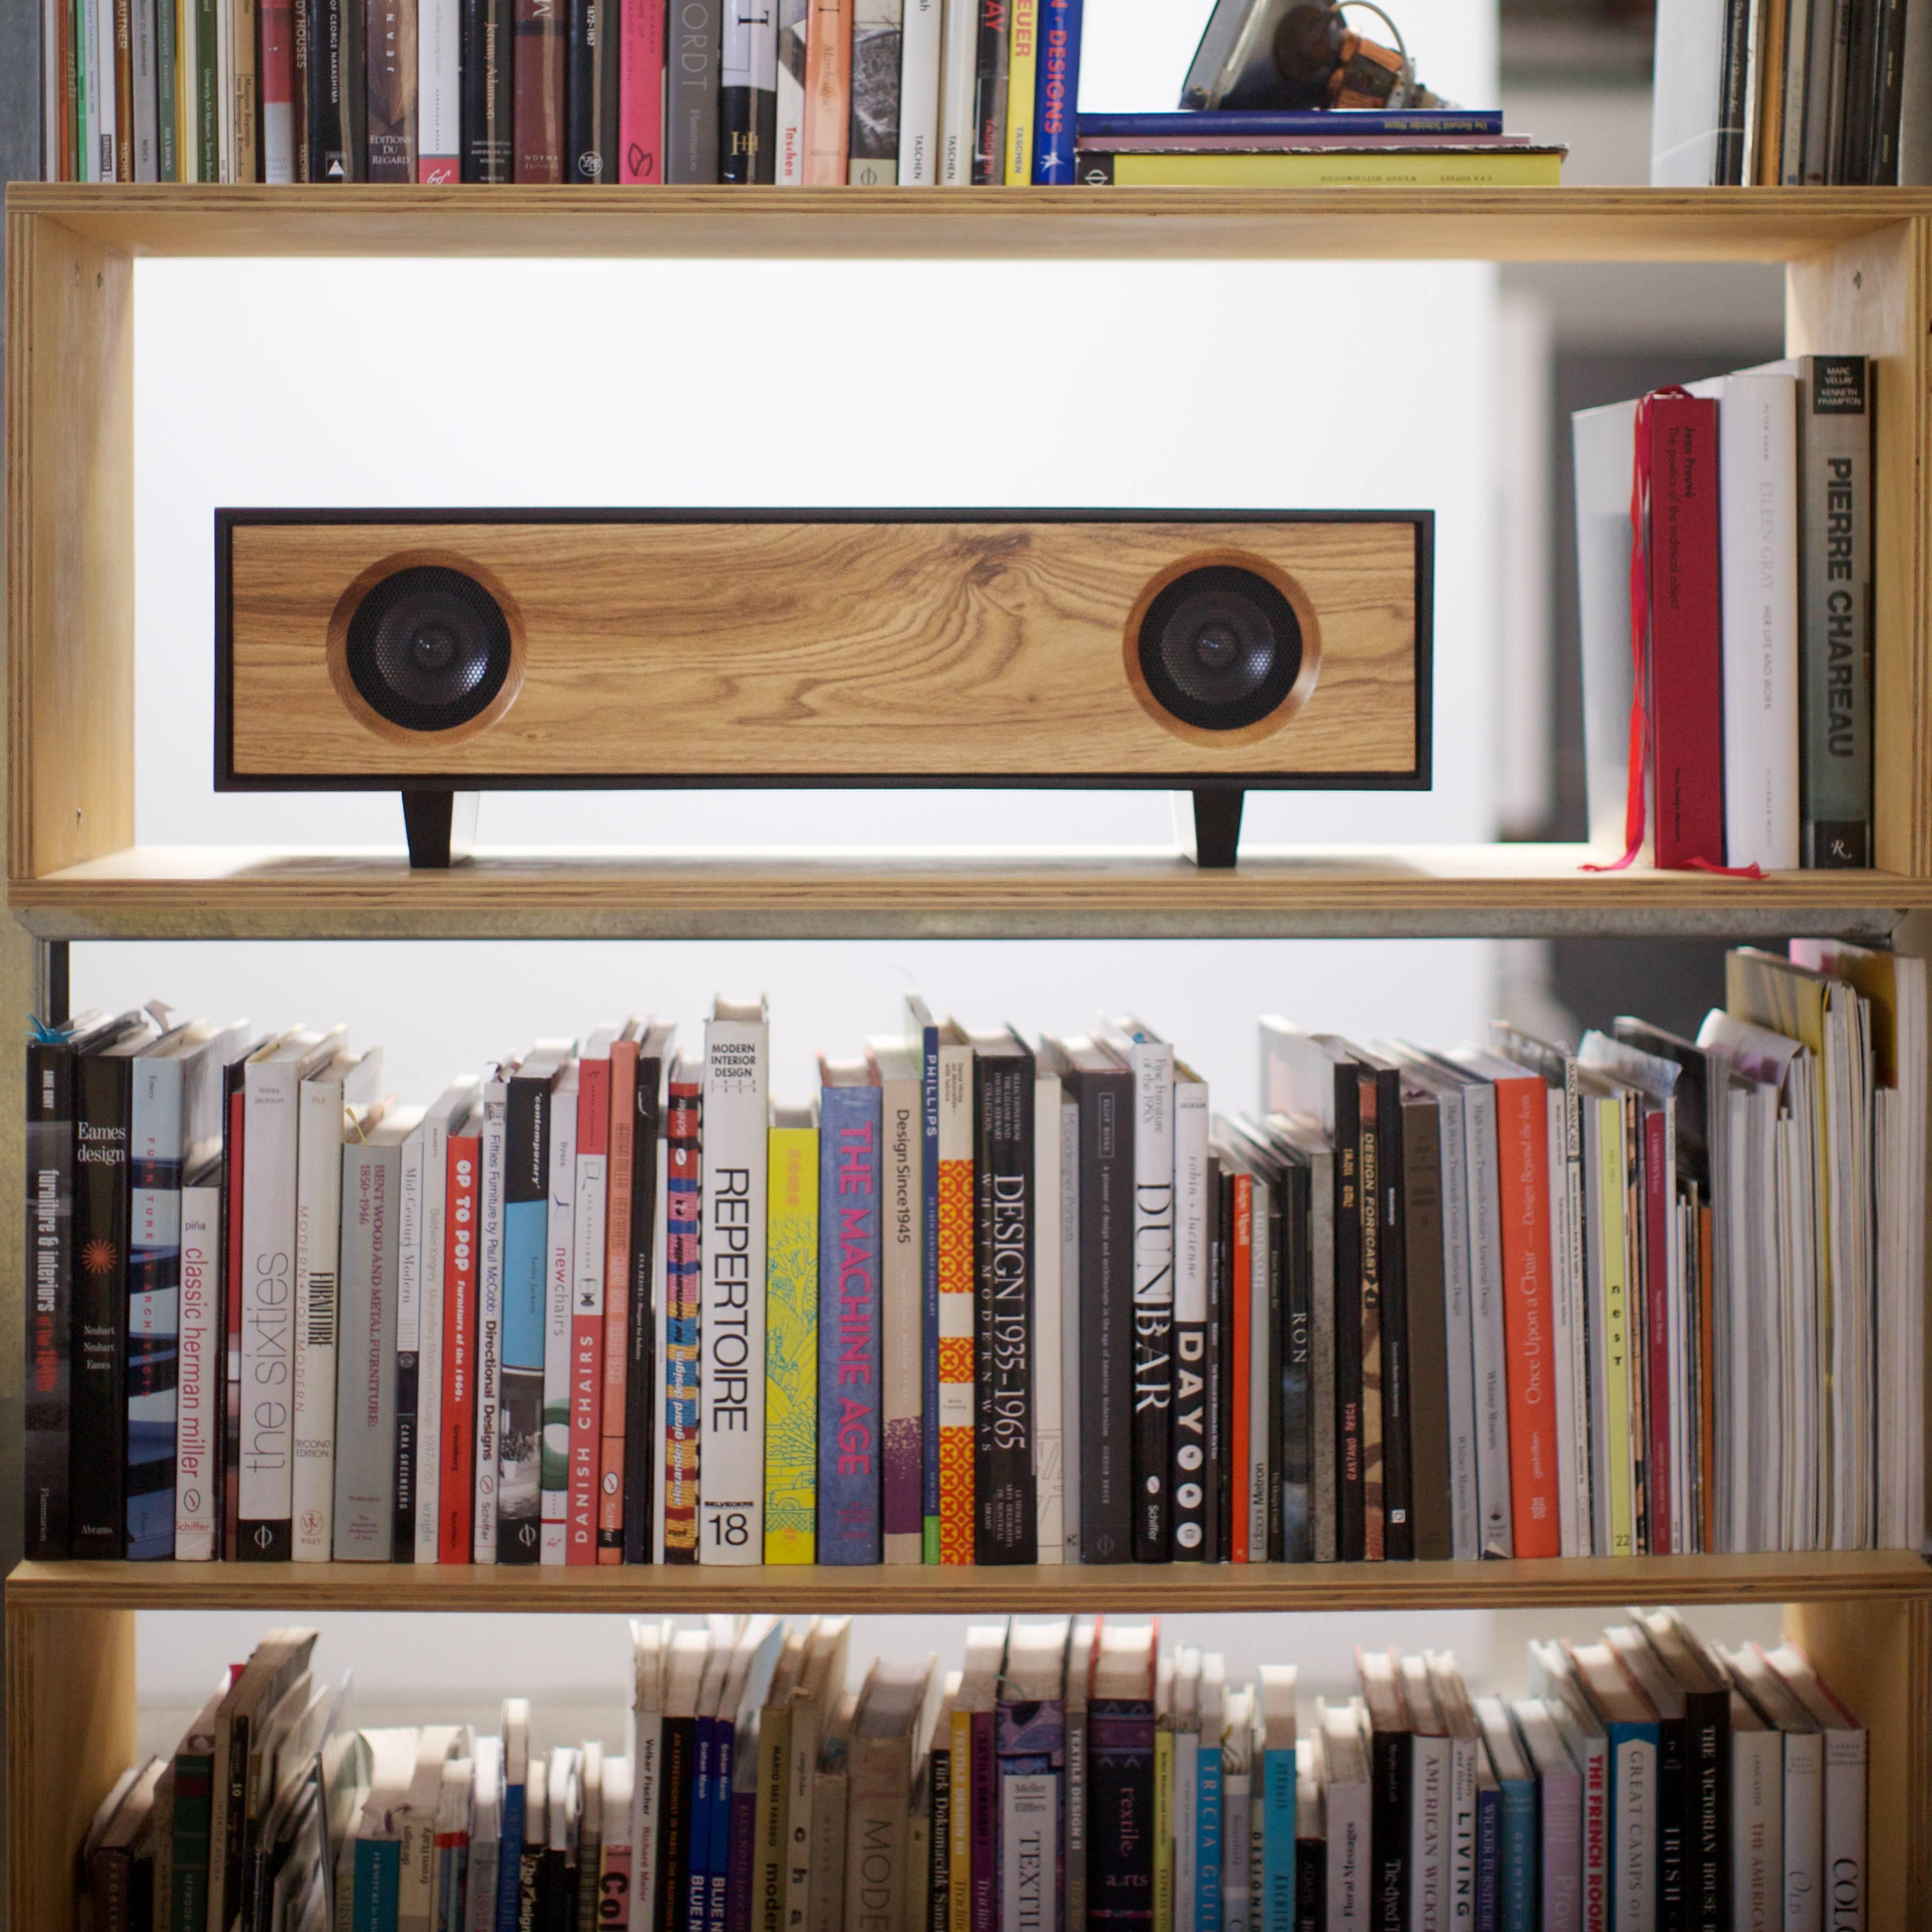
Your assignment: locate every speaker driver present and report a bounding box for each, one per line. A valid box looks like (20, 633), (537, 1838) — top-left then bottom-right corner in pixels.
(344, 564), (516, 733)
(1134, 563), (1304, 733)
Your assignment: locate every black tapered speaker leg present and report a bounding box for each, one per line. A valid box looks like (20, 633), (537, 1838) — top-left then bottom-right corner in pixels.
(1178, 788), (1244, 868)
(401, 789), (480, 868)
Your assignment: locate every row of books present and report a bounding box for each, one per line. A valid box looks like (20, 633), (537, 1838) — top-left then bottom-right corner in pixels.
(1573, 353), (1876, 873)
(38, 0), (1090, 185)
(24, 939), (1926, 1571)
(1069, 109), (1564, 189)
(84, 1607), (1872, 1932)
(1651, 0), (1931, 185)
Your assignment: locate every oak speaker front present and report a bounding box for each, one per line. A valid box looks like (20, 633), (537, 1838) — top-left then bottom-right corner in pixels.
(216, 509), (1433, 867)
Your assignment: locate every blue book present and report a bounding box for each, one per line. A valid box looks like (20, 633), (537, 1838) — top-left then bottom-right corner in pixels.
(126, 1047), (185, 1559)
(817, 1072), (883, 1564)
(687, 1715), (714, 1932)
(1257, 1669), (1297, 1932)
(1074, 109), (1505, 139)
(1474, 1698), (1536, 1932)
(1196, 1739), (1224, 1932)
(495, 1781), (525, 1932)
(1031, 0), (1086, 181)
(352, 1837), (401, 1932)
(908, 998), (941, 1562)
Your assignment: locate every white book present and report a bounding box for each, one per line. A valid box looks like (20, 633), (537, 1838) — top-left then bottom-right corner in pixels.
(399, 1726), (464, 1932)
(1724, 1644), (1823, 1932)
(1648, 0), (1727, 182)
(870, 1034), (926, 1567)
(415, 1078), (478, 1563)
(1034, 1068), (1065, 1563)
(937, 0), (976, 182)
(176, 1180), (222, 1558)
(628, 1619), (671, 1932)
(1423, 1654), (1479, 1932)
(1171, 1063), (1210, 1558)
(1570, 397), (1643, 852)
(700, 997), (769, 1561)
(474, 1063), (510, 1564)
(290, 1051), (350, 1562)
(540, 1064), (578, 1565)
(1514, 1699), (1582, 1932)
(1058, 1089), (1081, 1563)
(1727, 1691), (1782, 1932)
(466, 1735), (503, 1932)
(897, 0), (942, 181)
(177, 0), (199, 178)
(1762, 1644), (1867, 1931)
(241, 1027), (335, 1555)
(775, 0), (808, 182)
(1683, 370), (1801, 870)
(1319, 1700), (1371, 1931)
(1247, 1165), (1272, 1563)
(1400, 1659), (1449, 1932)
(416, 0), (460, 177)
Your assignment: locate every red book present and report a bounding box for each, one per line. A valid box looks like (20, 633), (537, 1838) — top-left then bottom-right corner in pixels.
(438, 1132), (481, 1563)
(258, 0), (295, 178)
(1493, 1071), (1561, 1558)
(1229, 1171), (1252, 1563)
(597, 1036), (639, 1562)
(618, 0), (665, 181)
(567, 1051), (610, 1565)
(1641, 1105), (1673, 1555)
(1645, 393), (1726, 870)
(513, 0), (566, 179)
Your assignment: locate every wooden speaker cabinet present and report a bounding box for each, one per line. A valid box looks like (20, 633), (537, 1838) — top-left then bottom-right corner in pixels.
(216, 508), (1433, 866)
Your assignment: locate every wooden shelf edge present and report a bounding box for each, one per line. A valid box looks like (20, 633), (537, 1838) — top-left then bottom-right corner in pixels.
(11, 1550), (1929, 1613)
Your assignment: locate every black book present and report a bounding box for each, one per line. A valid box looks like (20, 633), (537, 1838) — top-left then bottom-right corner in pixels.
(1213, 1163), (1235, 1566)
(969, 0), (1008, 183)
(303, 0), (361, 176)
(665, 0), (721, 181)
(461, 0), (514, 178)
(518, 1795), (548, 1931)
(1198, 1152), (1224, 1565)
(500, 1050), (565, 1564)
(1086, 1633), (1155, 1932)
(927, 1733), (951, 1932)
(621, 1028), (671, 1564)
(218, 1051), (249, 1563)
(1364, 1056), (1413, 1563)
(1323, 1049), (1366, 1562)
(1357, 1650), (1410, 1932)
(1636, 1610), (1731, 1932)
(565, 0), (620, 178)
(1841, 0), (1879, 182)
(966, 1027), (1036, 1564)
(1278, 1152), (1314, 1563)
(1045, 1036), (1133, 1562)
(72, 1028), (150, 1558)
(541, 1837), (572, 1931)
(1869, 0), (1908, 180)
(1398, 1088), (1453, 1561)
(655, 1717), (697, 1932)
(1714, 0), (1750, 182)
(1293, 1815), (1324, 1932)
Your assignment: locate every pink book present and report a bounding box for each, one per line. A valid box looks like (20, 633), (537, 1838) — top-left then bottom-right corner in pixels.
(568, 1051), (611, 1565)
(618, 0), (666, 181)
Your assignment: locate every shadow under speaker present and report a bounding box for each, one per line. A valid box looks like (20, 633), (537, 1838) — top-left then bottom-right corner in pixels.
(215, 508), (1434, 867)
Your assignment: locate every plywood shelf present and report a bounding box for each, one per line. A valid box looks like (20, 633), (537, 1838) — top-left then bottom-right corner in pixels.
(12, 1549), (1932, 1614)
(9, 842), (1929, 942)
(10, 183), (1932, 263)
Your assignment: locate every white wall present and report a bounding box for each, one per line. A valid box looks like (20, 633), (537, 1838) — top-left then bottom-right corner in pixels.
(91, 0), (1661, 1741)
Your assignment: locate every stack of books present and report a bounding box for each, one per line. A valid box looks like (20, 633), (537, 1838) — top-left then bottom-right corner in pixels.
(24, 941), (1926, 1571)
(1072, 108), (1564, 188)
(83, 1609), (1872, 1932)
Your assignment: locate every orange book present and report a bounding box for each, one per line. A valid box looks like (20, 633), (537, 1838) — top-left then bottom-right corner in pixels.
(1493, 1071), (1561, 1557)
(802, 0), (852, 184)
(1230, 1170), (1252, 1563)
(936, 1039), (974, 1562)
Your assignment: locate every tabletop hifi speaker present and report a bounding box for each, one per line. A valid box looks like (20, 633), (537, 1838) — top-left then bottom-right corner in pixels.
(215, 508), (1434, 868)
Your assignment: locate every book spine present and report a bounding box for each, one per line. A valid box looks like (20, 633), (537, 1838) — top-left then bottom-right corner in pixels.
(1642, 1107), (1673, 1555)
(996, 1700), (1063, 1932)
(568, 1062), (609, 1565)
(113, 0), (131, 172)
(1281, 1168), (1315, 1563)
(24, 1041), (74, 1560)
(124, 1058), (183, 1558)
(665, 0), (719, 179)
(97, 0), (119, 179)
(308, 0), (358, 177)
(663, 1072), (703, 1563)
(754, 1700), (793, 1932)
(819, 1080), (883, 1562)
(1001, 0), (1032, 180)
(1088, 1700), (1154, 1931)
(930, 1741), (953, 1932)
(333, 1142), (400, 1557)
(1129, 1041), (1175, 1562)
(394, 1125), (427, 1562)
(220, 1071), (245, 1557)
(1370, 1728), (1408, 1932)
(175, 1183), (220, 1558)
(1729, 1727), (1779, 1930)
(417, 0), (458, 171)
(540, 1094), (576, 1564)
(937, 0), (973, 180)
(290, 1078), (344, 1562)
(1495, 1076), (1560, 1557)
(498, 1073), (552, 1563)
(897, 0), (938, 179)
(641, 1131), (669, 1562)
(1305, 1151), (1336, 1564)
(601, 1038), (639, 1562)
(1065, 1699), (1087, 1932)
(460, 0), (512, 176)
(365, 0), (416, 175)
(1400, 1098), (1452, 1560)
(474, 1077), (508, 1563)
(286, 0), (306, 178)
(238, 1059), (300, 1560)
(1197, 1738), (1224, 1932)
(1463, 1086), (1513, 1558)
(512, 0), (565, 175)
(563, 0), (609, 176)
(1332, 1070), (1366, 1562)
(920, 1023), (942, 1560)
(718, 0), (775, 178)
(1169, 1077), (1210, 1558)
(1204, 1162), (1227, 1565)
(1610, 1732), (1659, 1932)
(773, 0), (805, 181)
(1356, 1070), (1388, 1563)
(1248, 1174), (1273, 1567)
(617, 0), (665, 177)
(1229, 1172), (1252, 1561)
(1074, 1069), (1131, 1561)
(800, 0), (848, 180)
(1028, 0), (1076, 178)
(439, 1131), (480, 1563)
(132, 0), (160, 175)
(973, 1049), (1036, 1563)
(1258, 1749), (1293, 1932)
(700, 1017), (768, 1560)
(1034, 1073), (1065, 1564)
(969, 0), (1006, 181)
(970, 1707), (998, 1932)
(938, 1045), (975, 1562)
(1372, 1072), (1411, 1562)
(414, 1106), (452, 1562)
(259, 0), (294, 174)
(882, 1076), (924, 1561)
(765, 1123), (818, 1561)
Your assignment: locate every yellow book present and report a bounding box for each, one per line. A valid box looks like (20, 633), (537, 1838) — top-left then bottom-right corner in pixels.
(764, 1118), (819, 1563)
(1004, 0), (1039, 185)
(1592, 1091), (1635, 1560)
(1153, 1727), (1174, 1932)
(1084, 150), (1564, 188)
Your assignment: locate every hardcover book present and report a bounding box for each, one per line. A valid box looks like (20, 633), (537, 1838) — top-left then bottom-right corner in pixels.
(765, 1109), (818, 1562)
(665, 0), (720, 180)
(846, 0), (901, 181)
(125, 1038), (188, 1558)
(539, 1062), (578, 1564)
(567, 1042), (611, 1565)
(936, 1026), (975, 1563)
(802, 0), (850, 181)
(818, 1063), (883, 1565)
(868, 1036), (925, 1564)
(1029, 0), (1081, 181)
(460, 0), (513, 177)
(719, 0), (777, 178)
(437, 1120), (481, 1564)
(176, 1169), (222, 1561)
(618, 0), (666, 178)
(365, 0), (416, 176)
(662, 1057), (704, 1563)
(512, 0), (566, 176)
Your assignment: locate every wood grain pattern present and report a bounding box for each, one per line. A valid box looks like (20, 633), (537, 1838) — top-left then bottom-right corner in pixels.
(10, 1549), (1932, 1613)
(5, 210), (136, 879)
(227, 519), (1419, 780)
(1787, 213), (1932, 878)
(10, 184), (1932, 263)
(8, 843), (1929, 940)
(5, 1603), (135, 1932)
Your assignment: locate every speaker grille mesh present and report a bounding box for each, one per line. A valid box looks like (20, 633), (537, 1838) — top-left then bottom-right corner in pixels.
(344, 565), (514, 734)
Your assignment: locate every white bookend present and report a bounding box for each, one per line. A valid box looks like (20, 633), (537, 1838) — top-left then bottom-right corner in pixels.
(541, 1064), (579, 1565)
(1033, 1068), (1064, 1564)
(896, 0), (941, 182)
(937, 0), (976, 183)
(474, 1064), (511, 1564)
(175, 1179), (222, 1559)
(700, 997), (770, 1561)
(415, 1078), (478, 1562)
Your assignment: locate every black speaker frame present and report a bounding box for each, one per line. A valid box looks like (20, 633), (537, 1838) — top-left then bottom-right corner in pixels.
(214, 506), (1435, 868)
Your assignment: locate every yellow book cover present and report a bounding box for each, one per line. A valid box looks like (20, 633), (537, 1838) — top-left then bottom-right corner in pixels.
(1594, 1092), (1635, 1559)
(948, 1707), (973, 1932)
(937, 1043), (975, 1563)
(1004, 0), (1038, 185)
(765, 1122), (819, 1563)
(1090, 150), (1563, 188)
(1153, 1727), (1174, 1932)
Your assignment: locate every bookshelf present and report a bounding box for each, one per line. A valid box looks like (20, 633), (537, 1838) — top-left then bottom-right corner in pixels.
(7, 182), (1932, 1929)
